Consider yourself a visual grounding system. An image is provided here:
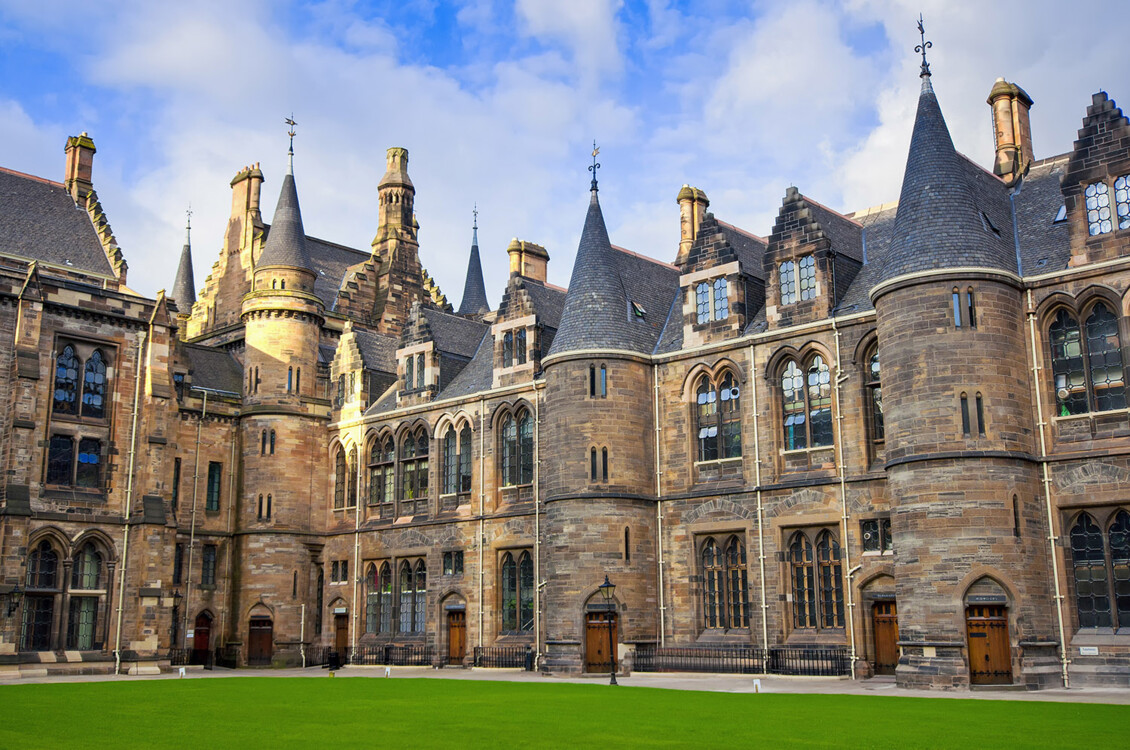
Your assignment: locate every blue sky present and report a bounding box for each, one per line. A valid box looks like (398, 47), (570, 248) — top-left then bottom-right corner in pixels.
(1, 0), (1126, 305)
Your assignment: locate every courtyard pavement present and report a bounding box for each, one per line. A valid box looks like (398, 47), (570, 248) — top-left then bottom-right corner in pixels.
(2, 665), (1129, 704)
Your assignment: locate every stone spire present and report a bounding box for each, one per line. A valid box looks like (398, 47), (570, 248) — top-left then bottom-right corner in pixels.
(257, 154), (312, 272)
(172, 211), (196, 307)
(457, 207), (489, 316)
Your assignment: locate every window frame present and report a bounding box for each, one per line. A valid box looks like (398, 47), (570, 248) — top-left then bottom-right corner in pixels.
(1047, 301), (1127, 417)
(787, 528), (845, 632)
(779, 354), (833, 452)
(1068, 509), (1130, 631)
(694, 372), (742, 463)
(699, 534), (750, 632)
(205, 462), (222, 512)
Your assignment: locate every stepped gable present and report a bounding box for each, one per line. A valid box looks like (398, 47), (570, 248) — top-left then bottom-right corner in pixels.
(0, 167), (114, 276)
(1013, 156), (1072, 275)
(877, 76), (1015, 285)
(257, 172), (313, 271)
(683, 212), (739, 271)
(183, 344), (243, 393)
(457, 225), (490, 315)
(1064, 91), (1130, 188)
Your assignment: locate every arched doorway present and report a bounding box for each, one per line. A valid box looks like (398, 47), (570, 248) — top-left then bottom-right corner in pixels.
(442, 595), (467, 666)
(964, 577), (1012, 685)
(192, 612), (212, 665)
(248, 616), (273, 667)
(871, 601), (898, 675)
(584, 611), (617, 673)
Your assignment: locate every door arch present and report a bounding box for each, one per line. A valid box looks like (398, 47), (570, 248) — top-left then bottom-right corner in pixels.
(247, 616), (274, 667)
(192, 612), (212, 665)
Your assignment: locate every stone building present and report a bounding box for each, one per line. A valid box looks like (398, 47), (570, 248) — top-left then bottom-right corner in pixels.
(2, 58), (1130, 690)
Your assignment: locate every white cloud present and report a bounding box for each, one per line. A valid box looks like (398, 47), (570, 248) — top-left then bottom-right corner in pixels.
(514, 0), (624, 85)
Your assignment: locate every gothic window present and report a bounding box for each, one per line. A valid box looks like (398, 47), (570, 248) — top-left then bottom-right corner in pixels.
(346, 447), (358, 508)
(1115, 175), (1130, 231)
(501, 409), (534, 487)
(397, 560), (427, 634)
(26, 540), (58, 589)
(501, 414), (516, 486)
(53, 345), (79, 415)
(788, 529), (844, 631)
(866, 349), (884, 445)
(503, 332), (513, 368)
(788, 532), (816, 629)
(261, 430), (267, 456)
(378, 562), (393, 634)
(257, 494), (264, 520)
(601, 447), (608, 481)
(798, 255), (817, 301)
(405, 357), (414, 390)
(46, 435), (74, 485)
(1069, 510), (1130, 629)
(696, 282), (710, 324)
(72, 543), (102, 589)
(22, 540), (58, 650)
(172, 458), (181, 515)
(458, 424), (472, 493)
(590, 447), (598, 481)
(1049, 303), (1126, 416)
(287, 367), (293, 393)
(960, 393), (971, 436)
(725, 536), (749, 629)
(369, 437), (395, 519)
(270, 430), (276, 455)
(701, 538), (722, 628)
(781, 356), (832, 450)
(695, 373), (742, 462)
(966, 289), (977, 328)
(81, 349), (106, 418)
(365, 563), (379, 634)
(1086, 181), (1112, 235)
(500, 550), (534, 634)
(201, 545), (216, 585)
(516, 329), (527, 365)
(952, 288), (962, 328)
(442, 427), (458, 495)
(75, 438), (101, 489)
(416, 353), (425, 389)
(414, 559), (427, 633)
(173, 544), (184, 585)
(599, 365), (607, 398)
(816, 531), (845, 628)
(68, 543), (104, 650)
(780, 261), (797, 305)
(518, 411), (533, 485)
(266, 494), (272, 520)
(701, 535), (748, 631)
(206, 462), (221, 511)
(334, 447), (346, 510)
(399, 429), (429, 516)
(713, 278), (729, 320)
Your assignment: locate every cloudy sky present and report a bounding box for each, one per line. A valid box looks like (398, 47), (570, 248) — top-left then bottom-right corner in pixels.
(1, 0), (1125, 306)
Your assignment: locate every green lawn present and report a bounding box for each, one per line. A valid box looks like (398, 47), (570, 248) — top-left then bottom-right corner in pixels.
(0, 676), (1124, 748)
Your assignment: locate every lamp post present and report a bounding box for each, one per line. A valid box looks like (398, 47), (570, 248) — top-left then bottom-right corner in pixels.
(597, 575), (617, 686)
(170, 591), (182, 648)
(5, 583), (22, 617)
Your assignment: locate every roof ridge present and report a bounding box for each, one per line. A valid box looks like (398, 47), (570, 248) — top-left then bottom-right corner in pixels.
(799, 194), (864, 228)
(713, 218), (767, 244)
(0, 166), (65, 188)
(609, 244), (678, 270)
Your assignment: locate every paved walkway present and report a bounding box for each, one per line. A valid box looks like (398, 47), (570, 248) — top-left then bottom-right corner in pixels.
(3, 666), (1129, 704)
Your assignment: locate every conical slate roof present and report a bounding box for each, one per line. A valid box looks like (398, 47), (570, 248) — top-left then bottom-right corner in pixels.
(457, 226), (489, 315)
(172, 237), (196, 307)
(547, 190), (629, 356)
(258, 171), (313, 271)
(877, 76), (1014, 284)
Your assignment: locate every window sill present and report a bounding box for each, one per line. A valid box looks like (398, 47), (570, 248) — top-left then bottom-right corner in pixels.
(1052, 408), (1126, 423)
(861, 551), (894, 557)
(781, 445), (834, 456)
(42, 487), (106, 502)
(198, 584), (216, 591)
(693, 457), (742, 467)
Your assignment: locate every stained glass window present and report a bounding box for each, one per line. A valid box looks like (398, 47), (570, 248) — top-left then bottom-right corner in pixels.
(53, 345), (79, 415)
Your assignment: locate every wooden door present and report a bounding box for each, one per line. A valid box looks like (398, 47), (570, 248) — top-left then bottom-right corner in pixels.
(192, 613), (211, 663)
(447, 611), (466, 665)
(585, 612), (617, 673)
(333, 614), (348, 654)
(966, 605), (1011, 685)
(247, 617), (273, 666)
(872, 601), (898, 675)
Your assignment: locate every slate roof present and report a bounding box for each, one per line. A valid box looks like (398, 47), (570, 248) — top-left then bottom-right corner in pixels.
(423, 308), (489, 360)
(172, 240), (196, 307)
(715, 220), (768, 279)
(183, 344), (243, 394)
(522, 279), (567, 329)
(0, 167), (114, 276)
(549, 190), (679, 356)
(257, 172), (313, 271)
(433, 329), (495, 400)
(805, 200), (864, 263)
(1014, 156), (1072, 275)
(879, 77), (1016, 284)
(352, 327), (398, 373)
(302, 235), (369, 309)
(457, 230), (490, 315)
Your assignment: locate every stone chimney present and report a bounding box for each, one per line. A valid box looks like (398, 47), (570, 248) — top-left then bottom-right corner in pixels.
(64, 133), (96, 204)
(507, 238), (549, 283)
(230, 163), (264, 220)
(988, 78), (1034, 185)
(676, 185), (709, 266)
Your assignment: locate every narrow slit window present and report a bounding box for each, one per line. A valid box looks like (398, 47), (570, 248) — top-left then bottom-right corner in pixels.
(624, 527), (630, 562)
(952, 289), (962, 328)
(287, 367), (293, 393)
(601, 447), (608, 481)
(257, 494), (263, 520)
(966, 288), (976, 328)
(960, 393), (971, 436)
(296, 368), (301, 394)
(600, 365), (607, 398)
(590, 448), (597, 481)
(975, 392), (986, 436)
(1012, 495), (1021, 538)
(261, 430), (267, 455)
(589, 365), (596, 397)
(266, 494), (272, 520)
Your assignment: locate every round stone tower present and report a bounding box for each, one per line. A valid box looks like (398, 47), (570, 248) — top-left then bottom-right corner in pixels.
(539, 181), (658, 674)
(870, 69), (1057, 689)
(235, 145), (328, 666)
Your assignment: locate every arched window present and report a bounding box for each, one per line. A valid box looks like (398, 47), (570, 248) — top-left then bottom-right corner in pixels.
(518, 411), (533, 485)
(516, 329), (527, 365)
(414, 559), (427, 634)
(365, 564), (379, 634)
(788, 532), (815, 629)
(696, 282), (710, 324)
(68, 543), (104, 649)
(266, 494), (272, 520)
(503, 331), (514, 368)
(696, 377), (718, 462)
(261, 430), (267, 456)
(442, 427), (458, 495)
(701, 538), (722, 629)
(701, 535), (749, 631)
(599, 365), (607, 398)
(416, 353), (425, 389)
(816, 531), (845, 628)
(400, 429), (429, 516)
(713, 278), (729, 320)
(378, 562), (393, 634)
(866, 348), (884, 445)
(75, 438), (102, 489)
(399, 562), (414, 633)
(780, 356), (832, 450)
(405, 357), (414, 390)
(719, 372), (742, 459)
(370, 437), (395, 518)
(501, 414), (517, 487)
(287, 367), (293, 393)
(518, 552), (534, 632)
(27, 540), (58, 589)
(458, 424), (472, 493)
(725, 536), (749, 629)
(1071, 513), (1111, 628)
(590, 447), (598, 481)
(601, 447), (608, 481)
(257, 494), (264, 520)
(270, 430), (276, 455)
(72, 543), (102, 589)
(500, 550), (534, 634)
(23, 540), (58, 650)
(346, 448), (358, 508)
(333, 448), (346, 510)
(1050, 303), (1126, 415)
(53, 345), (79, 415)
(81, 349), (106, 418)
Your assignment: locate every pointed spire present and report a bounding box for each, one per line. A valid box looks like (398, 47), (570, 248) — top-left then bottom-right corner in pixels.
(258, 145), (313, 271)
(172, 208), (196, 308)
(457, 206), (489, 316)
(876, 26), (1013, 286)
(285, 115), (297, 175)
(547, 175), (629, 357)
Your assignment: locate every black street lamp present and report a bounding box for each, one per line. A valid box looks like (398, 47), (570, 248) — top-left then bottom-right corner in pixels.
(597, 575), (617, 686)
(4, 583), (22, 617)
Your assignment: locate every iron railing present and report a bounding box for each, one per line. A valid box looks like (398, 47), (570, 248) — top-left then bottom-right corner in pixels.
(633, 645), (850, 677)
(167, 648), (214, 670)
(472, 646), (533, 669)
(215, 646), (238, 669)
(312, 644), (436, 668)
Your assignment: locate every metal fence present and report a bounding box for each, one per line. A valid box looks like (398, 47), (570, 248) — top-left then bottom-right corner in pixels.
(308, 644), (436, 668)
(472, 646), (533, 669)
(633, 645), (850, 677)
(167, 648), (214, 670)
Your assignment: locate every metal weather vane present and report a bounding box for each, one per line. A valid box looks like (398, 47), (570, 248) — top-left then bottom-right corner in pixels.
(589, 141), (601, 191)
(916, 14), (932, 78)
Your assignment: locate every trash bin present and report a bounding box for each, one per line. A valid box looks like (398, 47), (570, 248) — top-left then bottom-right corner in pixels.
(524, 646), (534, 671)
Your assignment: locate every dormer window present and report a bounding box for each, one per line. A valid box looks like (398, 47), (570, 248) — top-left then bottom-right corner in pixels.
(798, 255), (816, 301)
(1053, 205), (1067, 223)
(780, 260), (796, 304)
(631, 301), (646, 319)
(695, 278), (729, 324)
(503, 332), (513, 367)
(696, 282), (710, 323)
(516, 330), (527, 365)
(1086, 181), (1112, 235)
(712, 279), (729, 320)
(416, 353), (425, 389)
(781, 256), (816, 305)
(405, 356), (414, 390)
(500, 328), (528, 369)
(1116, 175), (1130, 230)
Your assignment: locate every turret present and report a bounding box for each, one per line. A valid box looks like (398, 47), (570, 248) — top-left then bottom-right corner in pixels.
(172, 213), (196, 337)
(457, 209), (490, 316)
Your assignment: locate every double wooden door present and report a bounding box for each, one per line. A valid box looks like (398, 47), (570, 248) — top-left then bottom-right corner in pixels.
(447, 611), (466, 665)
(247, 617), (273, 666)
(872, 601), (898, 675)
(585, 612), (617, 673)
(966, 605), (1011, 685)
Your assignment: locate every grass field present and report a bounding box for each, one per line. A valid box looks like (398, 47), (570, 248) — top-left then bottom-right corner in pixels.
(0, 676), (1125, 748)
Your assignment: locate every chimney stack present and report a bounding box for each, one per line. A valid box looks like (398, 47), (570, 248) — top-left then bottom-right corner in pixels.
(988, 78), (1034, 186)
(507, 238), (549, 283)
(676, 185), (709, 266)
(64, 133), (96, 204)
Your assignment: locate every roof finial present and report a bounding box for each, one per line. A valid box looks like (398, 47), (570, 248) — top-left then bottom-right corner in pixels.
(589, 140), (601, 192)
(916, 14), (932, 79)
(472, 203), (479, 245)
(185, 204), (192, 245)
(285, 114), (297, 174)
